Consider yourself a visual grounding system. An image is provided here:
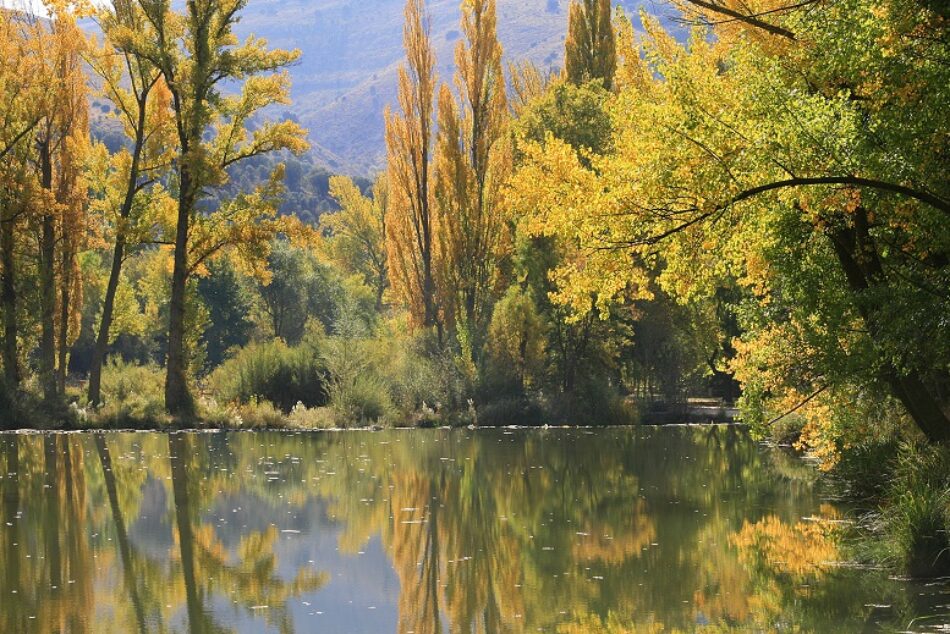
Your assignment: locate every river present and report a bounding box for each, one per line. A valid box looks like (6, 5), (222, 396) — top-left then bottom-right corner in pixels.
(0, 426), (947, 632)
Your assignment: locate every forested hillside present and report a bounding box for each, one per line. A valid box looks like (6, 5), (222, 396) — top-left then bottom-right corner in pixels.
(229, 0), (660, 173)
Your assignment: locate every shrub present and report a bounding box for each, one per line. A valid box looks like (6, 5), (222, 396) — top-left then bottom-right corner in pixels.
(477, 396), (545, 427)
(543, 378), (636, 426)
(328, 373), (393, 426)
(231, 398), (286, 429)
(883, 442), (950, 577)
(287, 403), (337, 429)
(95, 359), (167, 426)
(210, 338), (328, 413)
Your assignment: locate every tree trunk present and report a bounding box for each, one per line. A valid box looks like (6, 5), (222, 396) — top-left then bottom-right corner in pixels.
(165, 170), (195, 419)
(91, 103), (147, 407)
(38, 139), (58, 404)
(88, 232), (125, 407)
(828, 210), (950, 441)
(56, 247), (71, 395)
(1, 207), (19, 392)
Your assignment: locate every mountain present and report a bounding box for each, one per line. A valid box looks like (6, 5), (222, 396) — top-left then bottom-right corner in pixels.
(231, 0), (659, 176)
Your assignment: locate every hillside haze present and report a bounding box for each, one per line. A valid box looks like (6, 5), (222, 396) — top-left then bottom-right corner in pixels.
(232, 0), (649, 175)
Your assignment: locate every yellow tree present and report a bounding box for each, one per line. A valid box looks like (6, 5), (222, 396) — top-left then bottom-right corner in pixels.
(29, 6), (90, 402)
(510, 3), (950, 443)
(0, 8), (50, 389)
(323, 175), (389, 310)
(564, 0), (616, 90)
(114, 0), (309, 418)
(385, 0), (440, 330)
(434, 0), (510, 353)
(84, 0), (176, 407)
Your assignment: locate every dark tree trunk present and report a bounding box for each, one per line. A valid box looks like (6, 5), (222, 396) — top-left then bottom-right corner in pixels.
(165, 168), (195, 419)
(39, 139), (58, 404)
(56, 247), (71, 395)
(1, 206), (19, 393)
(89, 99), (147, 407)
(828, 208), (950, 442)
(88, 234), (125, 407)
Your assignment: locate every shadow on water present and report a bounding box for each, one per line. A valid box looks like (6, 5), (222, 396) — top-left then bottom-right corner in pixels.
(0, 426), (947, 632)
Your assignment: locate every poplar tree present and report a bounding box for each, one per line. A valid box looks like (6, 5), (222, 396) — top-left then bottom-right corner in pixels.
(85, 0), (176, 407)
(385, 0), (440, 330)
(433, 0), (510, 352)
(564, 0), (617, 90)
(0, 10), (49, 390)
(31, 9), (89, 403)
(324, 175), (389, 311)
(115, 0), (308, 418)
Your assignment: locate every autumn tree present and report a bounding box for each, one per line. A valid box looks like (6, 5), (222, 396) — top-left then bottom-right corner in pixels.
(323, 175), (389, 310)
(385, 0), (440, 330)
(113, 0), (308, 417)
(433, 0), (510, 354)
(511, 2), (950, 444)
(84, 0), (176, 407)
(29, 8), (90, 403)
(564, 0), (616, 90)
(0, 9), (49, 390)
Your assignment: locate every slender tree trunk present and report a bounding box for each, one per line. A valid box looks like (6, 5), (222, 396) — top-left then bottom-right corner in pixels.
(375, 271), (386, 312)
(89, 103), (146, 407)
(56, 247), (71, 394)
(88, 235), (125, 406)
(1, 207), (19, 392)
(165, 169), (195, 419)
(95, 435), (147, 633)
(169, 433), (207, 634)
(39, 139), (58, 403)
(828, 210), (950, 441)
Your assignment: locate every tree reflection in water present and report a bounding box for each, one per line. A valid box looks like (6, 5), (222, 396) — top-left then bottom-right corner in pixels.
(0, 427), (945, 632)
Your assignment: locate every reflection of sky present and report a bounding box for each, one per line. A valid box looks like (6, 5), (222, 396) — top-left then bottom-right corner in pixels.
(130, 480), (401, 632)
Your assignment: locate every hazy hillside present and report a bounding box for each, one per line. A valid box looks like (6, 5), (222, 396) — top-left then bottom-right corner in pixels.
(232, 0), (659, 175)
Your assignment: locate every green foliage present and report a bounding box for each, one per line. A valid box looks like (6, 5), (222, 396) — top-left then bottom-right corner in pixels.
(209, 336), (328, 413)
(484, 285), (546, 395)
(197, 260), (255, 370)
(255, 240), (345, 345)
(882, 444), (950, 577)
(513, 79), (613, 162)
(96, 359), (167, 427)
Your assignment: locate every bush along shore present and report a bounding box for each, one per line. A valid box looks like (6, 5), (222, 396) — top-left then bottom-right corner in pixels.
(763, 415), (950, 580)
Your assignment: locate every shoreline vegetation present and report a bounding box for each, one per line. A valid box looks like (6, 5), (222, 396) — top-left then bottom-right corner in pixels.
(1, 0), (948, 584)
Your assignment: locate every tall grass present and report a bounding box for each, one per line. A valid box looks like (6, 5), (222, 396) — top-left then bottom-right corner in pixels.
(96, 359), (167, 426)
(882, 442), (950, 577)
(209, 338), (328, 413)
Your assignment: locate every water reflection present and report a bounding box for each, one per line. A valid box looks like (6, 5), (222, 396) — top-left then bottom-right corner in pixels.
(0, 427), (946, 632)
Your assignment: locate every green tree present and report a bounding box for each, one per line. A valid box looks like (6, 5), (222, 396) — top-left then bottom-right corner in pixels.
(564, 0), (616, 90)
(114, 0), (309, 418)
(323, 175), (389, 310)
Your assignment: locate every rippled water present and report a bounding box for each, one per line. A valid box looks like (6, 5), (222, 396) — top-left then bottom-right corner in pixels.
(0, 426), (947, 632)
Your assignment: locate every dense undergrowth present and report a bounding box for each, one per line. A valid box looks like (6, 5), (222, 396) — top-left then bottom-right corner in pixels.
(0, 315), (635, 432)
(766, 416), (950, 579)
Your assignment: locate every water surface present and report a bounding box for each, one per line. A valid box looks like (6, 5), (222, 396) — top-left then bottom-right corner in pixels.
(1, 426), (947, 632)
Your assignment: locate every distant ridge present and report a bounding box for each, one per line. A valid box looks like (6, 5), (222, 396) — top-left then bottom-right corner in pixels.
(229, 0), (662, 175)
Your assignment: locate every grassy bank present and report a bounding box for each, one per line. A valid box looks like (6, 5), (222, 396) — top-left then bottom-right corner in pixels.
(765, 417), (950, 579)
(0, 327), (636, 432)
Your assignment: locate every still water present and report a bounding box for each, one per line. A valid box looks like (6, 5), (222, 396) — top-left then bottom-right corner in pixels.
(0, 426), (948, 633)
